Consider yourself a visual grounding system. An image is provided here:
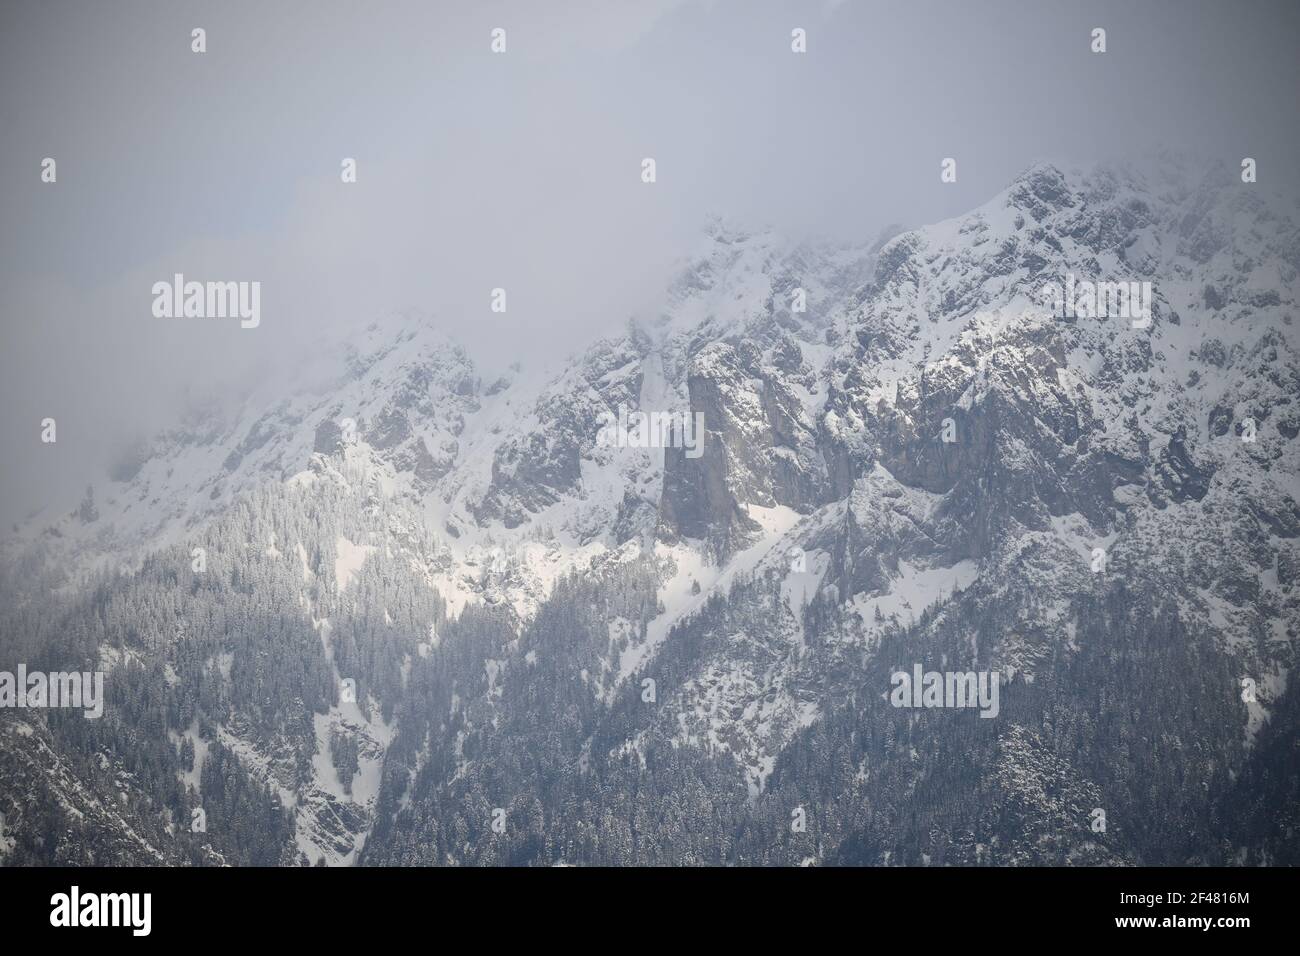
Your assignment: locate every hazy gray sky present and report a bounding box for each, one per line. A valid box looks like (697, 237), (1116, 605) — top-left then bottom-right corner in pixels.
(2, 0), (1299, 524)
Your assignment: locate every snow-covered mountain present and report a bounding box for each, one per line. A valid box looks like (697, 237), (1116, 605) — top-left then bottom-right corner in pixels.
(2, 159), (1298, 866)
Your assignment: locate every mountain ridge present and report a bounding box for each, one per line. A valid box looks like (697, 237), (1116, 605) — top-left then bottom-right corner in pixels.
(2, 158), (1298, 866)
